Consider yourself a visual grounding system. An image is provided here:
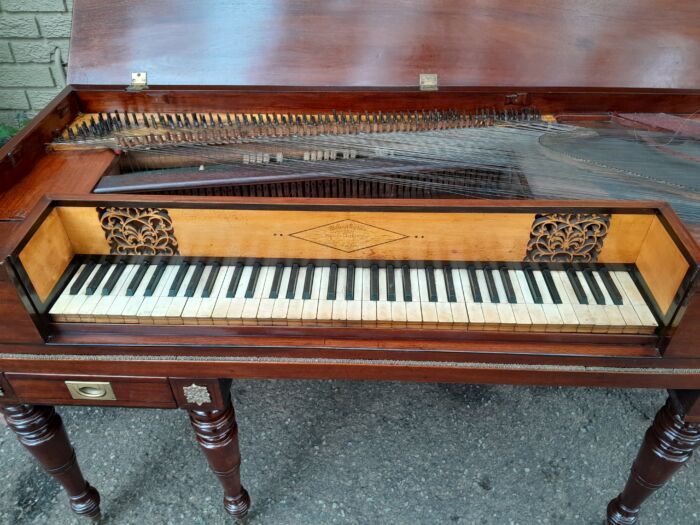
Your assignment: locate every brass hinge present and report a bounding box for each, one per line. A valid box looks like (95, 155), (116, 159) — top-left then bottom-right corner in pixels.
(419, 73), (438, 91)
(127, 71), (148, 91)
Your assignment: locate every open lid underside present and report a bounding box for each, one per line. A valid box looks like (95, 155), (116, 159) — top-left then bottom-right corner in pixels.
(68, 0), (700, 89)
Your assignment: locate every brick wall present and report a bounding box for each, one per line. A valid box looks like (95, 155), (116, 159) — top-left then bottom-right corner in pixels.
(0, 0), (73, 126)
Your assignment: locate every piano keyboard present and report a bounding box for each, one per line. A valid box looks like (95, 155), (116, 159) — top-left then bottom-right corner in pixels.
(49, 260), (658, 333)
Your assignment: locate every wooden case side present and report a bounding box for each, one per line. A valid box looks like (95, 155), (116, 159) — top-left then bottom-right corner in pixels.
(636, 217), (691, 316)
(0, 261), (43, 344)
(0, 87), (79, 218)
(18, 208), (75, 303)
(663, 277), (700, 359)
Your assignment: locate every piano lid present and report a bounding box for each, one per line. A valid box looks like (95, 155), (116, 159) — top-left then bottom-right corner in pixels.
(68, 0), (700, 89)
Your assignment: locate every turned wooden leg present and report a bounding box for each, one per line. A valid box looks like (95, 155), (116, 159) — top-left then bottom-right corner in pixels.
(607, 394), (700, 525)
(188, 398), (250, 518)
(0, 404), (101, 519)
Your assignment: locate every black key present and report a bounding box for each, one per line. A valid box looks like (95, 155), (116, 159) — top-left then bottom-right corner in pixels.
(467, 265), (482, 303)
(269, 263), (284, 299)
(523, 266), (542, 304)
(201, 262), (221, 298)
(185, 262), (205, 297)
(483, 266), (499, 303)
(566, 268), (588, 304)
(127, 261), (150, 296)
(70, 260), (96, 295)
(401, 264), (412, 301)
(370, 264), (379, 301)
(443, 266), (457, 302)
(226, 262), (245, 298)
(542, 268), (562, 304)
(345, 264), (355, 300)
(85, 262), (110, 295)
(327, 263), (338, 300)
(302, 264), (315, 300)
(169, 262), (190, 297)
(599, 267), (623, 305)
(499, 267), (516, 304)
(286, 263), (300, 299)
(101, 261), (125, 295)
(144, 261), (167, 297)
(244, 263), (261, 298)
(583, 268), (605, 305)
(425, 265), (438, 302)
(386, 264), (396, 302)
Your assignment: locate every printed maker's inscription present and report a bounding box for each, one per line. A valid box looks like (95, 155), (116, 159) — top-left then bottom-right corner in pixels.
(290, 219), (408, 252)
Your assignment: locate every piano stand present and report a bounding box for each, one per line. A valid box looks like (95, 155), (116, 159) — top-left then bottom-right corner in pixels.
(0, 404), (101, 520)
(185, 381), (251, 519)
(607, 391), (700, 525)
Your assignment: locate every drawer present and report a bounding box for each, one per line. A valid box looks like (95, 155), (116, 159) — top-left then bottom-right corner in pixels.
(5, 374), (176, 408)
(0, 373), (18, 403)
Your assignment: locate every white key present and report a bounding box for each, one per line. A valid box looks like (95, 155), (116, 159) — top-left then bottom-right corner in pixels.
(181, 265), (213, 324)
(270, 266), (292, 325)
(611, 272), (650, 334)
(433, 268), (453, 329)
(62, 264), (101, 322)
(331, 266), (347, 325)
(405, 268), (422, 326)
(346, 266), (362, 324)
(286, 265), (306, 325)
(551, 271), (582, 332)
(121, 264), (158, 323)
(361, 267), (376, 325)
(458, 269), (484, 328)
(166, 265), (197, 324)
(513, 270), (547, 331)
(77, 264), (118, 323)
(533, 270), (563, 331)
(418, 268), (438, 327)
(302, 266), (323, 323)
(613, 271), (658, 330)
(256, 266), (279, 325)
(50, 263), (90, 321)
(242, 266), (270, 324)
(492, 269), (515, 331)
(88, 264), (133, 322)
(505, 270), (531, 331)
(591, 271), (625, 333)
(137, 265), (176, 324)
(226, 264), (253, 324)
(151, 264), (187, 322)
(389, 266), (407, 325)
(197, 266), (230, 324)
(316, 266), (338, 324)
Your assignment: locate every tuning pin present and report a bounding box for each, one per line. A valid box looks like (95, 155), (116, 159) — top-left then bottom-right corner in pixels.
(123, 112), (131, 128)
(197, 114), (205, 128)
(114, 110), (123, 125)
(174, 114), (183, 128)
(66, 127), (76, 141)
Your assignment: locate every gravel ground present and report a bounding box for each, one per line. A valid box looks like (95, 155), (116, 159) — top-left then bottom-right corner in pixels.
(1, 381), (698, 525)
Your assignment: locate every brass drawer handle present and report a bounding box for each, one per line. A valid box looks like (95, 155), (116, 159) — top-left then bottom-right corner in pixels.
(65, 381), (116, 401)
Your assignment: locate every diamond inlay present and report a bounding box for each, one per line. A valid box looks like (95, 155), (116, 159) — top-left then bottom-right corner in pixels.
(290, 220), (408, 252)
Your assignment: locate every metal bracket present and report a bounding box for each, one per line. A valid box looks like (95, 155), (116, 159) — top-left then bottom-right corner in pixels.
(419, 73), (438, 91)
(127, 71), (148, 91)
(65, 381), (117, 401)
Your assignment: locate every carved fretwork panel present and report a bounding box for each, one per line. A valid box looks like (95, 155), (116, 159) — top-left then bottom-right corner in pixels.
(524, 212), (610, 262)
(97, 207), (179, 255)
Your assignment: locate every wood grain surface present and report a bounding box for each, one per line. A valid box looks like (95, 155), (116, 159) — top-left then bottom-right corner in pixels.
(69, 0), (700, 89)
